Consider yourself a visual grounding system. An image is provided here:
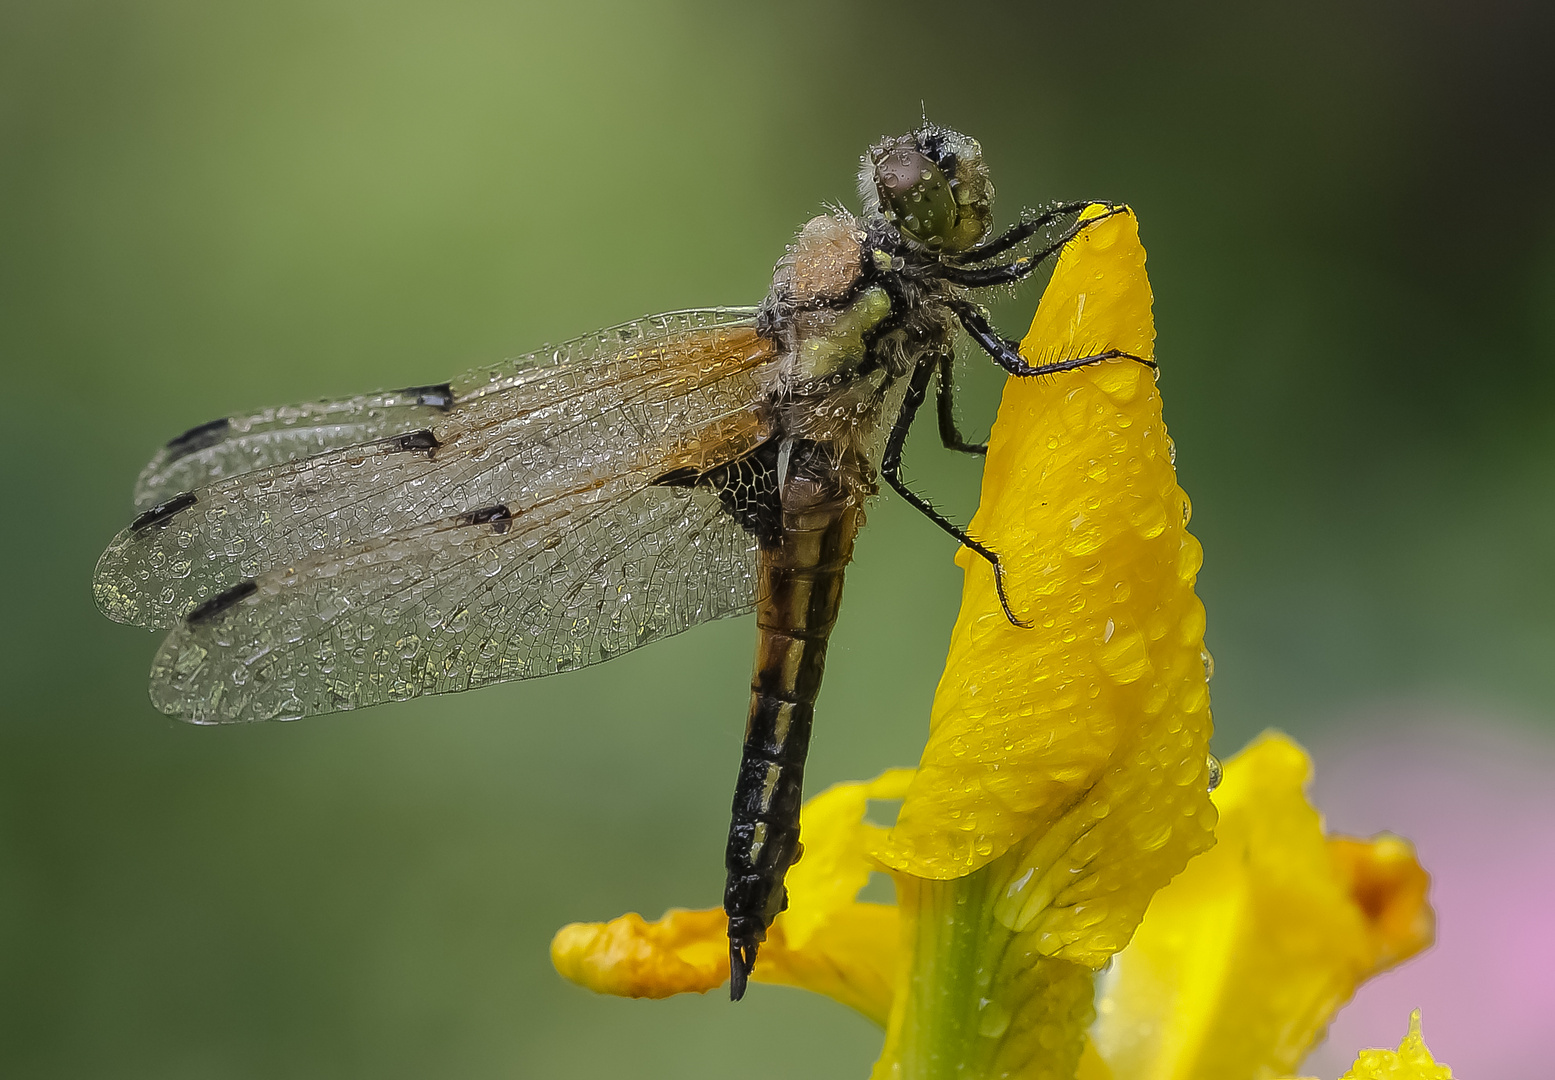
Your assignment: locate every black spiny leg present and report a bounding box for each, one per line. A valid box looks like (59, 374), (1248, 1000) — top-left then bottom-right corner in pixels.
(942, 204), (1128, 288)
(961, 201), (1107, 264)
(940, 259), (1043, 289)
(883, 360), (1028, 628)
(936, 353), (986, 456)
(950, 299), (1156, 378)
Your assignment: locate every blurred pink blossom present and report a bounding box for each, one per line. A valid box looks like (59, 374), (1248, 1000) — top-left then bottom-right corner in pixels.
(1300, 706), (1555, 1079)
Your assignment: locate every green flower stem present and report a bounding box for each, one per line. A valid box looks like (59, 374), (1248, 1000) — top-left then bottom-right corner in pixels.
(885, 852), (1094, 1080)
(895, 868), (997, 1079)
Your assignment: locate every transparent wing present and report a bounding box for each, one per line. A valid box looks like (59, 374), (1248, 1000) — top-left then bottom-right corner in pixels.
(132, 384), (459, 512)
(149, 477), (760, 724)
(95, 308), (772, 629)
(130, 307), (760, 509)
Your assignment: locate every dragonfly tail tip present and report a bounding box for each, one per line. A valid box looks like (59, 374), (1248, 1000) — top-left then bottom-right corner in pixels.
(729, 940), (755, 1002)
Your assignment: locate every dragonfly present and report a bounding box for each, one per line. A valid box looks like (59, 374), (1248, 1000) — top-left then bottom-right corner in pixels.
(93, 122), (1148, 1000)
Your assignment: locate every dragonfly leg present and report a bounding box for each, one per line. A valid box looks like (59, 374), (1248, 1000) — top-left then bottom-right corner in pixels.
(944, 203), (1128, 288)
(958, 200), (1113, 264)
(935, 353), (986, 456)
(883, 359), (1029, 628)
(950, 298), (1156, 378)
(940, 257), (1043, 288)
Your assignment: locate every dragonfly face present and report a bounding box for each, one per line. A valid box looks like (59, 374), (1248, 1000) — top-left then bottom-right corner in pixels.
(94, 121), (1147, 1001)
(865, 125), (995, 254)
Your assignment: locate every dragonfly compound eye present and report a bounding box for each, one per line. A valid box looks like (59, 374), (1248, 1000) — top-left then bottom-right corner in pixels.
(873, 146), (960, 252)
(866, 124), (995, 255)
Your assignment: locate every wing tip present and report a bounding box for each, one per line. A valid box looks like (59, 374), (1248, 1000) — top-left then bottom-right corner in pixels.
(92, 549), (149, 627)
(92, 532), (190, 630)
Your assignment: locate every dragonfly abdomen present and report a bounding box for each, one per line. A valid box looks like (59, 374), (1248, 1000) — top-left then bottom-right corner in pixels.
(724, 452), (866, 1001)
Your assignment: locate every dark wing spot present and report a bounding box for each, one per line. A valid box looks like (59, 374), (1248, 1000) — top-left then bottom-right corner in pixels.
(393, 429), (441, 454)
(653, 466), (701, 487)
(186, 579), (258, 626)
(164, 418), (231, 462)
(399, 383), (455, 409)
(458, 504), (512, 534)
(130, 491), (198, 532)
(655, 440), (784, 547)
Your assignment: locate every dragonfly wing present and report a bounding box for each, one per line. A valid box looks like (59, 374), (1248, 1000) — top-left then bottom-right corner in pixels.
(149, 476), (760, 724)
(133, 385), (458, 512)
(131, 307), (760, 509)
(96, 309), (772, 629)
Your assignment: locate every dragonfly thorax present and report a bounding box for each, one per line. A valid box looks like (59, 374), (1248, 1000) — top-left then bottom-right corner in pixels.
(758, 206), (958, 460)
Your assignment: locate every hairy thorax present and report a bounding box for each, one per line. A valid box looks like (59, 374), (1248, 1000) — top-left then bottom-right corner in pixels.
(757, 213), (958, 484)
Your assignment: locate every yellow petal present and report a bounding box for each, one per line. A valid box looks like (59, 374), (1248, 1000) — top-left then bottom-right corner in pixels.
(1090, 733), (1436, 1080)
(757, 769), (915, 1026)
(551, 772), (913, 1023)
(551, 908), (728, 999)
(867, 208), (1216, 1080)
(550, 905), (900, 1024)
(1327, 834), (1434, 973)
(1078, 1038), (1118, 1080)
(783, 769), (914, 950)
(1332, 1010), (1454, 1080)
(877, 205), (1216, 968)
(756, 903), (900, 1027)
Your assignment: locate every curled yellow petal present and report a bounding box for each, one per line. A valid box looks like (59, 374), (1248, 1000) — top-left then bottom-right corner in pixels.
(551, 904), (901, 1025)
(1328, 833), (1434, 973)
(551, 908), (728, 999)
(551, 772), (912, 1023)
(1089, 733), (1437, 1080)
(1334, 1010), (1453, 1080)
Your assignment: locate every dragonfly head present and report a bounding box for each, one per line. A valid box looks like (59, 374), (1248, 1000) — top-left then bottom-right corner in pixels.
(862, 122), (995, 256)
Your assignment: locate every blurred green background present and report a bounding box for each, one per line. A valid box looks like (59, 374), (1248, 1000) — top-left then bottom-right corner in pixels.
(2, 1), (1552, 1076)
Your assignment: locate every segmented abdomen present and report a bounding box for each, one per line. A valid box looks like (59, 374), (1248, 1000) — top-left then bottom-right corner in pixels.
(724, 487), (864, 1001)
